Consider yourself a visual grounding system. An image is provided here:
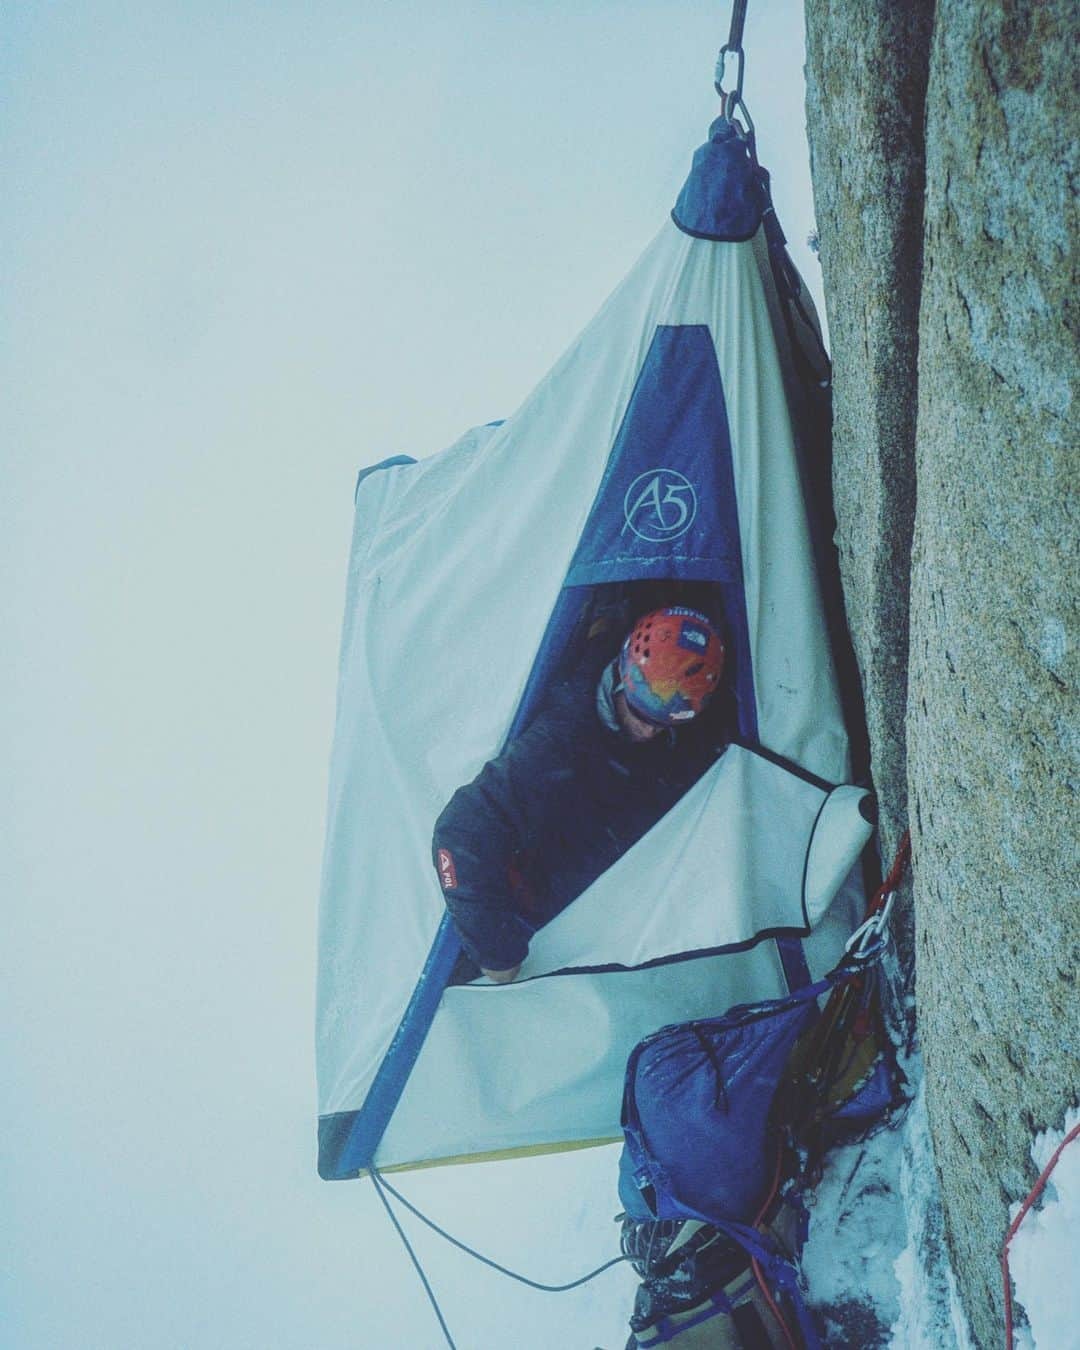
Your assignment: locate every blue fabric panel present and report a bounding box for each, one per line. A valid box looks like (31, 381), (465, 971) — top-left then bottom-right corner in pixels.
(670, 118), (763, 242)
(566, 325), (743, 587)
(565, 324), (758, 742)
(830, 1055), (897, 1122)
(718, 575), (757, 746)
(825, 1046), (905, 1141)
(317, 915), (463, 1178)
(503, 586), (588, 743)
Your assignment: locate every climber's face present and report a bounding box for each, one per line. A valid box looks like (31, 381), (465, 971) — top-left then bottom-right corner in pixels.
(614, 690), (665, 743)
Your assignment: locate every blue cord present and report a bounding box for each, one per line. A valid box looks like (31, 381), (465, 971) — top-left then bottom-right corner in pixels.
(372, 1161), (637, 1339)
(370, 1167), (458, 1349)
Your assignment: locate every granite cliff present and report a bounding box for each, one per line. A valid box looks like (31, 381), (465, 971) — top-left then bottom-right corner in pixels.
(804, 2), (1078, 1345)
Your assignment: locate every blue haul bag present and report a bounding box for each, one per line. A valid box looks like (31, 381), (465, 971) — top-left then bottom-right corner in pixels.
(620, 942), (906, 1228)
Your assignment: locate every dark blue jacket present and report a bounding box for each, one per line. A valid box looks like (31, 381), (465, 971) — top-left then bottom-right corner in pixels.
(432, 643), (721, 974)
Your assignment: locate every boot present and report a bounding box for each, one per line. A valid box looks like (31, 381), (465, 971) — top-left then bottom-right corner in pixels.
(620, 1216), (805, 1348)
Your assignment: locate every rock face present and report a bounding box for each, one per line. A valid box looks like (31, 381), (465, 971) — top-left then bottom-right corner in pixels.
(804, 0), (934, 874)
(805, 2), (1078, 1346)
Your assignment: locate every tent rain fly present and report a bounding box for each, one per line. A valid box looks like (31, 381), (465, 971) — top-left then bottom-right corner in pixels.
(316, 118), (872, 1181)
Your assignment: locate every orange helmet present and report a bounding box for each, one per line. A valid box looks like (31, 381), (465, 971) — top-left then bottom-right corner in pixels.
(618, 607), (725, 726)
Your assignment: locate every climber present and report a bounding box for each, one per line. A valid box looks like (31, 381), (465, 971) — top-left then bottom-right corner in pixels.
(431, 604), (727, 982)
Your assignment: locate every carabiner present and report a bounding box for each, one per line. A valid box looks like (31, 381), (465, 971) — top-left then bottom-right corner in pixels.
(844, 890), (897, 963)
(714, 43), (746, 106)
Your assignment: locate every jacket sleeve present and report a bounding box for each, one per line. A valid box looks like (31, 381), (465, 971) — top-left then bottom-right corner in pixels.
(432, 765), (531, 971)
(431, 681), (585, 971)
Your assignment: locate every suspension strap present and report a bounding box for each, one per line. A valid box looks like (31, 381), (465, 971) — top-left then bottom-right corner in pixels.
(726, 0), (749, 53)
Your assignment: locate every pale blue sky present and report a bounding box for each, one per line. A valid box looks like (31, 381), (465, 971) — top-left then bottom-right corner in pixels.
(2, 4), (820, 1346)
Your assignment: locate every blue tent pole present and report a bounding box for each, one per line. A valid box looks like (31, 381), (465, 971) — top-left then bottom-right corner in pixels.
(328, 917), (462, 1176)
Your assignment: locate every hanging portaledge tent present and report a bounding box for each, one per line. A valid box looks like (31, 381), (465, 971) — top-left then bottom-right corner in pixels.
(316, 119), (873, 1180)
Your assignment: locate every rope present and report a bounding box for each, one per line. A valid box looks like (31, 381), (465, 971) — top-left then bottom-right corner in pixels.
(1001, 1119), (1080, 1347)
(750, 1141), (799, 1350)
(372, 1166), (634, 1290)
(368, 1164), (637, 1349)
(870, 830), (911, 914)
(370, 1167), (458, 1350)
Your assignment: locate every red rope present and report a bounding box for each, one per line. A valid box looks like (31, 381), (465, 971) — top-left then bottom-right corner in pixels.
(868, 829), (911, 915)
(750, 1140), (799, 1350)
(1002, 1119), (1080, 1347)
(750, 1253), (798, 1350)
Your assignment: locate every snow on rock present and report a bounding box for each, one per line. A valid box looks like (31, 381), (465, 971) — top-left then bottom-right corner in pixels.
(802, 1118), (905, 1346)
(801, 964), (975, 1350)
(887, 1080), (974, 1350)
(1008, 1106), (1080, 1350)
(802, 1066), (974, 1349)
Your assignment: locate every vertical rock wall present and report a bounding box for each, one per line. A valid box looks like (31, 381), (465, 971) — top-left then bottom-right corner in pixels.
(911, 2), (1079, 1344)
(805, 2), (1078, 1346)
(804, 0), (934, 873)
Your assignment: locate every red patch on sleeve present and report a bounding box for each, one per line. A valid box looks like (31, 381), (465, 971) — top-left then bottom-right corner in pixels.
(437, 848), (458, 890)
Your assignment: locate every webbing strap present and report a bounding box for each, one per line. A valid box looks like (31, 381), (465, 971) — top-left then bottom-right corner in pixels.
(726, 0), (749, 53)
(775, 936), (812, 993)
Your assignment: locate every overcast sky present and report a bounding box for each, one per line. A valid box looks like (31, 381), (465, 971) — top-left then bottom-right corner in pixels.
(3, 4), (821, 1346)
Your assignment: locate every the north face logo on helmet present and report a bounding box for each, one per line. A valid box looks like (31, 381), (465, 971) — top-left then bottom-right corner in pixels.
(677, 623), (710, 654)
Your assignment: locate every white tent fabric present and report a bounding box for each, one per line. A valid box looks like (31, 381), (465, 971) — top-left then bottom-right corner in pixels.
(520, 748), (870, 978)
(378, 891), (865, 1167)
(317, 207), (866, 1173)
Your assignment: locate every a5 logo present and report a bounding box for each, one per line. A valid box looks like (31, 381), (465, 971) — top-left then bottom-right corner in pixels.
(621, 468), (698, 542)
